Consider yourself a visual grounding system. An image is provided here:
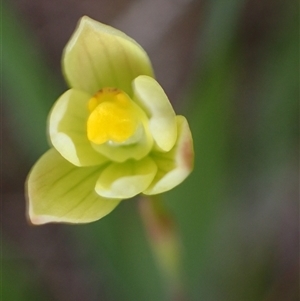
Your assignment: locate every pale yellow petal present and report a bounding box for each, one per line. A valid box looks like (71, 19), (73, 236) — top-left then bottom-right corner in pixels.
(26, 149), (120, 224)
(133, 75), (177, 151)
(49, 89), (109, 166)
(95, 157), (157, 199)
(144, 116), (194, 195)
(63, 16), (154, 95)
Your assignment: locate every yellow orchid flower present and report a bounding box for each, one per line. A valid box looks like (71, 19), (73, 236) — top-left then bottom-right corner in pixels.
(26, 16), (194, 225)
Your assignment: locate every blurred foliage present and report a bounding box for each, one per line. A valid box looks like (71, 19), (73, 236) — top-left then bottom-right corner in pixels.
(2, 2), (64, 162)
(2, 242), (52, 301)
(2, 0), (298, 301)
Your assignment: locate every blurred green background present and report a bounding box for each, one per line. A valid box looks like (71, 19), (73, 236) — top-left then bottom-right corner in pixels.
(2, 0), (299, 300)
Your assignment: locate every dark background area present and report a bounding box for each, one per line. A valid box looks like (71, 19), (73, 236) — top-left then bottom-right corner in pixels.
(2, 0), (299, 300)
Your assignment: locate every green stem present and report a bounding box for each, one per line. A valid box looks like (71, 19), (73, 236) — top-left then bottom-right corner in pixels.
(138, 195), (187, 301)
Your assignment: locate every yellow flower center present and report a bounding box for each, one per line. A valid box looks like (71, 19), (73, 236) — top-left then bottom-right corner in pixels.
(87, 88), (139, 145)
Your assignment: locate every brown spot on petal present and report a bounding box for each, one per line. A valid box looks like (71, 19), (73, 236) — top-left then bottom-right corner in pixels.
(182, 134), (194, 171)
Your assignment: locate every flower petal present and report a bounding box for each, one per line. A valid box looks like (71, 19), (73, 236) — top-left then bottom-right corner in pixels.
(95, 157), (157, 199)
(26, 149), (120, 225)
(49, 89), (109, 166)
(63, 16), (154, 95)
(133, 75), (177, 151)
(144, 116), (194, 195)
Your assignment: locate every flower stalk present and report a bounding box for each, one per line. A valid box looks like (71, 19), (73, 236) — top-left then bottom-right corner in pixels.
(139, 196), (187, 301)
